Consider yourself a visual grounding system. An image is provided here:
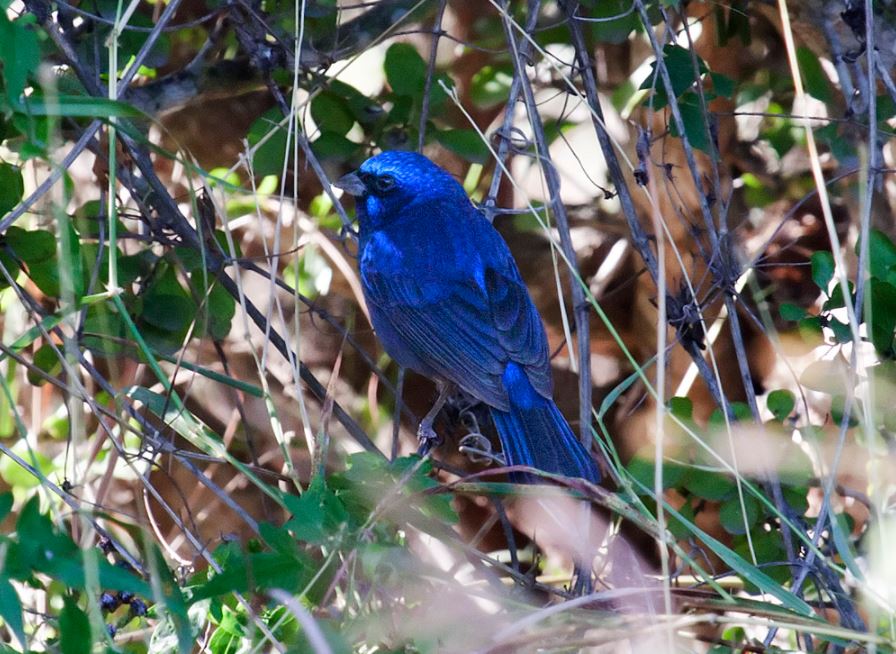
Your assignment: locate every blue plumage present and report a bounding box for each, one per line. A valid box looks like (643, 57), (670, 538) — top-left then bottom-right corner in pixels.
(337, 151), (600, 484)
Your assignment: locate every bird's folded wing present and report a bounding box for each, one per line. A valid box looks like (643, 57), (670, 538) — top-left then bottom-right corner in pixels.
(364, 267), (552, 411)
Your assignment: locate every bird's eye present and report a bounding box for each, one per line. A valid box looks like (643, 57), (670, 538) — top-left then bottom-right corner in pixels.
(372, 174), (396, 194)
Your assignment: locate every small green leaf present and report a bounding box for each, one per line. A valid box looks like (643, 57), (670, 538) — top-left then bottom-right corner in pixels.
(384, 43), (427, 98)
(0, 249), (21, 290)
(0, 12), (40, 104)
(666, 500), (696, 540)
(810, 251), (835, 292)
(141, 293), (194, 332)
(766, 389), (795, 422)
(0, 577), (24, 646)
(720, 494), (760, 534)
(779, 302), (806, 321)
(782, 485), (809, 516)
(589, 0), (641, 43)
(683, 471), (736, 501)
(732, 530), (789, 592)
(0, 493), (12, 522)
(668, 396), (693, 420)
(21, 94), (144, 118)
(205, 282), (236, 340)
(60, 597), (92, 654)
(641, 44), (708, 108)
(828, 317), (852, 344)
(284, 478), (350, 546)
(27, 342), (63, 386)
(0, 163), (24, 215)
(708, 402), (752, 425)
(310, 131), (360, 161)
(867, 229), (896, 280)
(867, 279), (896, 356)
(246, 108), (290, 178)
(0, 443), (53, 489)
(709, 71), (735, 98)
(669, 93), (712, 153)
(5, 227), (56, 263)
(310, 92), (355, 136)
(796, 47), (832, 103)
(434, 128), (490, 164)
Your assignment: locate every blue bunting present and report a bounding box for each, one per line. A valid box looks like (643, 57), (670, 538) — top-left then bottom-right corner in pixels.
(337, 151), (600, 484)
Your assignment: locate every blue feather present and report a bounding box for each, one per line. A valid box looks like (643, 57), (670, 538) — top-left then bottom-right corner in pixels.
(341, 151), (601, 483)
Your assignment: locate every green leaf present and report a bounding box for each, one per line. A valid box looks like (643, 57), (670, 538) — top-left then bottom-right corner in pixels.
(810, 251), (835, 292)
(141, 293), (194, 332)
(310, 92), (356, 136)
(683, 471), (736, 501)
(27, 342), (63, 386)
(732, 530), (790, 591)
(666, 500), (696, 540)
(708, 401), (752, 425)
(26, 258), (60, 297)
(5, 226), (55, 263)
(246, 108), (290, 178)
(284, 478), (350, 546)
(867, 279), (896, 356)
(60, 596), (92, 654)
(667, 396), (693, 420)
(782, 485), (809, 516)
(779, 302), (806, 321)
(384, 43), (427, 98)
(867, 228), (896, 280)
(669, 93), (712, 153)
(0, 163), (24, 215)
(641, 44), (707, 108)
(828, 317), (852, 344)
(589, 0), (641, 43)
(190, 549), (313, 602)
(434, 128), (490, 164)
(0, 493), (12, 522)
(0, 442), (53, 489)
(709, 71), (735, 98)
(205, 282), (236, 340)
(822, 281), (850, 311)
(0, 577), (24, 646)
(626, 453), (689, 491)
(796, 47), (832, 104)
(667, 505), (814, 615)
(766, 389), (795, 422)
(0, 12), (40, 103)
(20, 94), (144, 118)
(719, 494), (760, 534)
(310, 131), (360, 161)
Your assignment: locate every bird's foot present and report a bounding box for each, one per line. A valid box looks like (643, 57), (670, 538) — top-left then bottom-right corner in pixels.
(458, 432), (504, 466)
(416, 421), (442, 457)
(571, 563), (594, 596)
(415, 381), (455, 457)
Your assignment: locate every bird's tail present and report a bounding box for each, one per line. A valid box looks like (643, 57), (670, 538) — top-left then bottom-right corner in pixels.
(489, 363), (600, 484)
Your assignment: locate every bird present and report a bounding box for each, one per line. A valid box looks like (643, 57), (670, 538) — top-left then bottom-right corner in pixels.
(335, 151), (600, 485)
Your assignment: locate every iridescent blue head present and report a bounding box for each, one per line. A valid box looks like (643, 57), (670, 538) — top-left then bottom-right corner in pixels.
(335, 151), (470, 229)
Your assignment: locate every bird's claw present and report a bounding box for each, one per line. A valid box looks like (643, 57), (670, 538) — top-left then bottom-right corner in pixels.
(416, 422), (442, 456)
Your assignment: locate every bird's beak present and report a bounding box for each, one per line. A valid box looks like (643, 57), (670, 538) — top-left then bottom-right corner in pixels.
(334, 172), (367, 197)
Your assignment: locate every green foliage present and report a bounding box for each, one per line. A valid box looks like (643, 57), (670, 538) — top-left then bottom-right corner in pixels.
(0, 1), (892, 651)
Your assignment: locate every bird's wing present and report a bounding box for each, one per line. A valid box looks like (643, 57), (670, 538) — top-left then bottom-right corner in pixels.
(364, 265), (551, 411)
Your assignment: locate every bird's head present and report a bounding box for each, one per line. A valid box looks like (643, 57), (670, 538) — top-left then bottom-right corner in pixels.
(335, 151), (470, 229)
